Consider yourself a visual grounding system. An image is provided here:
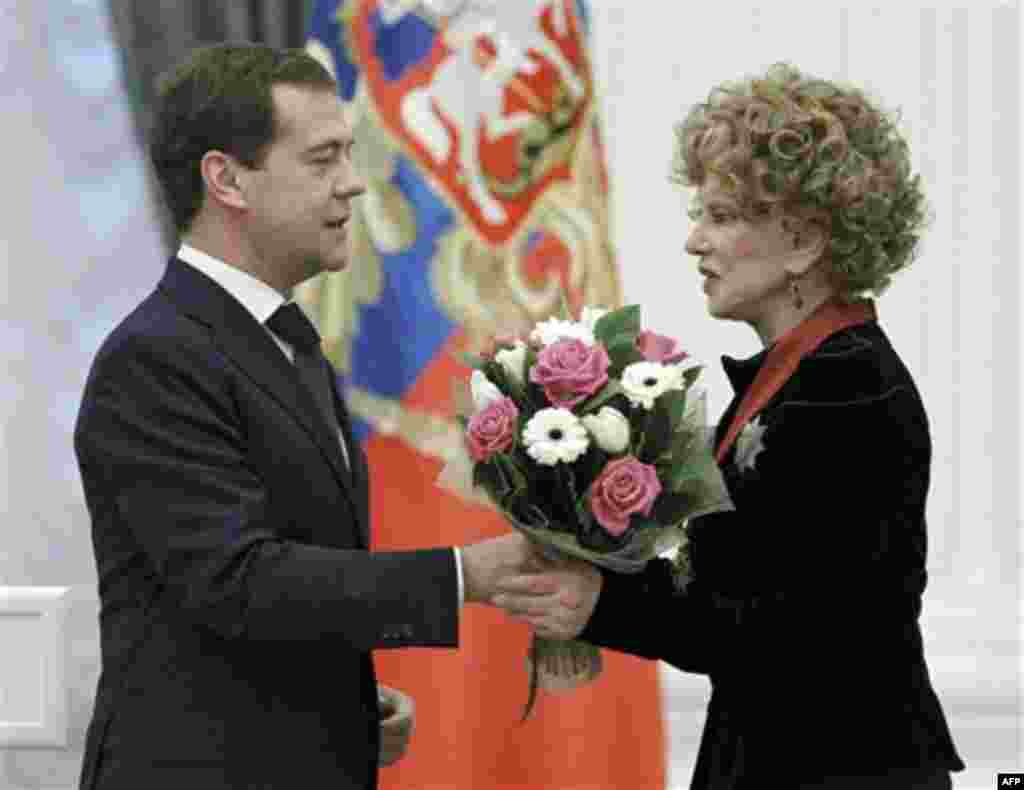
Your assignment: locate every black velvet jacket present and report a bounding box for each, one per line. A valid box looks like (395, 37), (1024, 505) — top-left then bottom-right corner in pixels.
(580, 320), (964, 788)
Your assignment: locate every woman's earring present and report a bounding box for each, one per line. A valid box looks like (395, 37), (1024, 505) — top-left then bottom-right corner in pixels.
(790, 279), (804, 310)
(783, 217), (802, 250)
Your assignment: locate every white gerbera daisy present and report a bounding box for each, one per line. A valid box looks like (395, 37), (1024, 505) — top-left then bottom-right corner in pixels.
(522, 408), (590, 466)
(529, 318), (595, 347)
(620, 361), (684, 410)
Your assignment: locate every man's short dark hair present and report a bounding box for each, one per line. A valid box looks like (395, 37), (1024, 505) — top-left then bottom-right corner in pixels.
(150, 43), (337, 233)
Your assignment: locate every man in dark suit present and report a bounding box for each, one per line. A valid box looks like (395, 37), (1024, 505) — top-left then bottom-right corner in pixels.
(74, 43), (531, 789)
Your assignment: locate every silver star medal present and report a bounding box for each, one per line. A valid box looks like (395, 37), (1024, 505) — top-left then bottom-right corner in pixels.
(734, 416), (767, 472)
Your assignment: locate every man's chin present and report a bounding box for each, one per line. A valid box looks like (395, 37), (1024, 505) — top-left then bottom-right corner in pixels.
(298, 254), (349, 282)
(321, 246), (352, 270)
(322, 256), (350, 274)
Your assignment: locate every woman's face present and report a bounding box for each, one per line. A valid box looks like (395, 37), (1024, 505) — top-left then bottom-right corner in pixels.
(685, 178), (800, 329)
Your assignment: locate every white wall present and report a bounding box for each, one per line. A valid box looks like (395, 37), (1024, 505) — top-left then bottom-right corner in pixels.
(588, 2), (1021, 787)
(0, 1), (165, 787)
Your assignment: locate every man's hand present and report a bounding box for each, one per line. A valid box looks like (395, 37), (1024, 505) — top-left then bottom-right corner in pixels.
(459, 532), (538, 604)
(378, 685), (414, 767)
(492, 558), (603, 640)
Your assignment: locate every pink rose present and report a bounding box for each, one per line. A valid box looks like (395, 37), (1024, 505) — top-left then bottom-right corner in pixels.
(636, 330), (689, 364)
(529, 338), (610, 408)
(466, 397), (519, 462)
(588, 456), (663, 537)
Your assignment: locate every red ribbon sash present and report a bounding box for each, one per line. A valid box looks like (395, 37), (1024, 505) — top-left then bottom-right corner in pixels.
(714, 299), (878, 464)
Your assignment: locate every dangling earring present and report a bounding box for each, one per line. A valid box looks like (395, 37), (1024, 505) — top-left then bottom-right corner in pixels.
(790, 278), (804, 310)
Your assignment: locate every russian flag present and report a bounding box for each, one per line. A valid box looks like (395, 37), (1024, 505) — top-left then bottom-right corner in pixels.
(302, 3), (665, 787)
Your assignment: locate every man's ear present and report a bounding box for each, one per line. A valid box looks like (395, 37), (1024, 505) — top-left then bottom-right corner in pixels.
(199, 151), (247, 211)
(783, 216), (829, 277)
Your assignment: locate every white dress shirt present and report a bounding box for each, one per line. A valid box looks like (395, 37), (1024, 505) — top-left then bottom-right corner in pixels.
(176, 244), (464, 606)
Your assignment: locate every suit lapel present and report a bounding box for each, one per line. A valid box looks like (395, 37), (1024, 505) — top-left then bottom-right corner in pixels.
(327, 370), (370, 548)
(715, 351), (767, 468)
(158, 259), (358, 513)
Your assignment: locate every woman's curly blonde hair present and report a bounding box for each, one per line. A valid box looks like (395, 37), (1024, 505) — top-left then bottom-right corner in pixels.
(673, 63), (928, 299)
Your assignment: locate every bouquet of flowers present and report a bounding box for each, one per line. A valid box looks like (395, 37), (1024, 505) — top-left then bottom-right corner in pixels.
(439, 298), (732, 718)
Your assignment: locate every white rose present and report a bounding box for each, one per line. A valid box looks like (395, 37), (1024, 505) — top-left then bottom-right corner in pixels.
(529, 318), (595, 347)
(470, 369), (504, 411)
(620, 361), (679, 411)
(581, 406), (630, 454)
(494, 340), (528, 385)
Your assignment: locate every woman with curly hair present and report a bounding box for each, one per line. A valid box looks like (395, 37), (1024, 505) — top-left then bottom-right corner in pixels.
(495, 64), (965, 789)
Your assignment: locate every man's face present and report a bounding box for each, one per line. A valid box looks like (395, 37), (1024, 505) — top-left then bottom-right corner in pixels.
(241, 83), (365, 290)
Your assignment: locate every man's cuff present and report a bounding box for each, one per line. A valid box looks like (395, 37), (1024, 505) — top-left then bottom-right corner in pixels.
(453, 547), (464, 608)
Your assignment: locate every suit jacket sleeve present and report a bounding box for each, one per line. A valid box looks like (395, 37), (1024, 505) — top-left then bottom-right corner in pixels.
(75, 331), (459, 650)
(580, 356), (929, 681)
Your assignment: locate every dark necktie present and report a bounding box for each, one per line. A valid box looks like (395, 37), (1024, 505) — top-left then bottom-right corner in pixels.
(266, 303), (350, 471)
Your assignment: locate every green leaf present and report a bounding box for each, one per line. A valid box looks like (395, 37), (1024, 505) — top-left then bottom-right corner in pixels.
(483, 361), (523, 405)
(496, 455), (527, 495)
(517, 520), (589, 554)
(509, 501), (551, 530)
(680, 364), (703, 391)
(577, 380), (625, 414)
(668, 453), (714, 492)
(593, 305), (641, 347)
(605, 335), (645, 371)
(661, 389), (688, 431)
(622, 517), (665, 553)
(666, 423), (702, 460)
(577, 518), (625, 552)
(651, 491), (699, 525)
